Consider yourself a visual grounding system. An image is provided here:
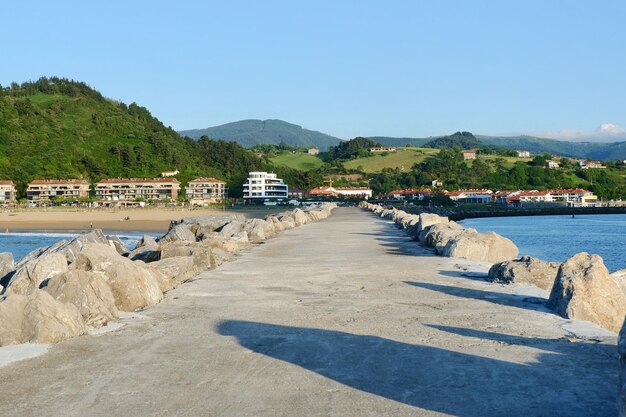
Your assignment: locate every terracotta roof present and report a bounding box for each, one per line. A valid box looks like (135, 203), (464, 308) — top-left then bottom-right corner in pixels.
(0, 180), (15, 186)
(389, 189), (432, 195)
(518, 190), (551, 197)
(309, 187), (335, 196)
(334, 187), (372, 191)
(29, 179), (89, 185)
(188, 177), (226, 184)
(97, 178), (180, 184)
(549, 188), (590, 194)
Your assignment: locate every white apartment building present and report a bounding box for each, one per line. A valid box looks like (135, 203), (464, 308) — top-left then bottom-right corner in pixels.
(0, 181), (16, 204)
(27, 179), (90, 202)
(185, 177), (227, 205)
(242, 172), (288, 200)
(95, 178), (180, 201)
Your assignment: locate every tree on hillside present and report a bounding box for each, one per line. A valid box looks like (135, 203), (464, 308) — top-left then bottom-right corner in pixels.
(326, 137), (380, 161)
(424, 131), (481, 149)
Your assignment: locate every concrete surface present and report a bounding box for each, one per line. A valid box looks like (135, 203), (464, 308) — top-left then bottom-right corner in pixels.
(0, 208), (618, 417)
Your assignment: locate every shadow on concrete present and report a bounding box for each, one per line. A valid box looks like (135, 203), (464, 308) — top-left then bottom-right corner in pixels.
(404, 281), (551, 313)
(350, 231), (433, 257)
(217, 320), (616, 417)
(437, 269), (490, 282)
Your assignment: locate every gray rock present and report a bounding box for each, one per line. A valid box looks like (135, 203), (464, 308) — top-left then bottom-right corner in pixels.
(72, 243), (163, 312)
(548, 252), (626, 333)
(134, 235), (158, 250)
(161, 223), (197, 243)
(441, 230), (519, 263)
(4, 253), (69, 295)
(44, 270), (118, 327)
(0, 252), (15, 283)
(107, 236), (129, 255)
(0, 290), (86, 346)
(488, 256), (560, 291)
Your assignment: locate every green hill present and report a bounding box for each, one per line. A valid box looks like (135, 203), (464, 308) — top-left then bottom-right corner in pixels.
(0, 77), (310, 196)
(269, 151), (325, 171)
(179, 119), (342, 150)
(372, 134), (626, 161)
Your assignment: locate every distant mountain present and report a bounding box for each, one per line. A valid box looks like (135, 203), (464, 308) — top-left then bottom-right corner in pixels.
(368, 136), (431, 147)
(371, 133), (626, 161)
(179, 119), (342, 150)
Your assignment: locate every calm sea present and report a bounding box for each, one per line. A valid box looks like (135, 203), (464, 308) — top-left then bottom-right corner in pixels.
(0, 231), (155, 261)
(460, 214), (626, 272)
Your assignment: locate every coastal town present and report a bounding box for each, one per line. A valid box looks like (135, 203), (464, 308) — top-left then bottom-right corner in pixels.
(0, 174), (606, 209)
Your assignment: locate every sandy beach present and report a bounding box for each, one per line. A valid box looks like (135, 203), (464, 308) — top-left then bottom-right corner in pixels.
(0, 207), (283, 233)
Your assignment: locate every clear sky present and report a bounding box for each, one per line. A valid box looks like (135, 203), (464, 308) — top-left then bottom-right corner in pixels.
(2, 0), (625, 141)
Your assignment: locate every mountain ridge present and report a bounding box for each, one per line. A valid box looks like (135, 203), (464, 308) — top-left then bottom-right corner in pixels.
(179, 119), (342, 150)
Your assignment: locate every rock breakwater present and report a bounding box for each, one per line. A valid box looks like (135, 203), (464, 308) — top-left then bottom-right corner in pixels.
(0, 203), (337, 346)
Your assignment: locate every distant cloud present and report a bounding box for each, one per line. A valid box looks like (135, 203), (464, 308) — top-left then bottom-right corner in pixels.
(535, 123), (626, 142)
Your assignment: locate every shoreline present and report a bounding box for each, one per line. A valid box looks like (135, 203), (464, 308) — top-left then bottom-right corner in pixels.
(0, 207), (284, 234)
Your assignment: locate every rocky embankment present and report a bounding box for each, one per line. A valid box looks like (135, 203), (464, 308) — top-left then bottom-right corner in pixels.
(0, 204), (336, 346)
(360, 202), (626, 331)
(361, 202), (626, 414)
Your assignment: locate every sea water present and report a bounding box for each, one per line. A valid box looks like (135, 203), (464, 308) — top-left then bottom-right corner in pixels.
(460, 214), (626, 272)
(0, 231), (154, 261)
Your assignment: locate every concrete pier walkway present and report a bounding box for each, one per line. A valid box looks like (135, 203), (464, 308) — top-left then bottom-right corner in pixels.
(0, 208), (618, 416)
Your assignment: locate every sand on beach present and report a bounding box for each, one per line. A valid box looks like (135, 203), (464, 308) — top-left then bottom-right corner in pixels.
(0, 207), (283, 233)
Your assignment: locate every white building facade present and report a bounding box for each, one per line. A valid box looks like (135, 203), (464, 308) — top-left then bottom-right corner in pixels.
(242, 172), (288, 200)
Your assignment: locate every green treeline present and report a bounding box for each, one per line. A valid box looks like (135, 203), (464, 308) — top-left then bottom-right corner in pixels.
(0, 77), (317, 197)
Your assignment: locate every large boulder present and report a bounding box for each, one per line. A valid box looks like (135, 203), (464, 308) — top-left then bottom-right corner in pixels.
(0, 290), (86, 346)
(419, 222), (465, 252)
(72, 243), (163, 312)
(44, 270), (118, 327)
(106, 236), (129, 255)
(441, 230), (518, 263)
(548, 253), (626, 333)
(147, 256), (198, 292)
(0, 252), (15, 282)
(488, 256), (560, 291)
(4, 253), (69, 295)
(278, 214), (296, 230)
(161, 223), (196, 243)
(134, 235), (158, 250)
(292, 209), (309, 226)
(128, 244), (161, 263)
(417, 213), (449, 234)
(266, 215), (285, 232)
(216, 220), (246, 238)
(245, 218), (276, 242)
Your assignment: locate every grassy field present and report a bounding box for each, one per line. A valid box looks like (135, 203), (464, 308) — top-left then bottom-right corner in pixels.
(270, 152), (325, 170)
(343, 147), (439, 173)
(477, 155), (533, 168)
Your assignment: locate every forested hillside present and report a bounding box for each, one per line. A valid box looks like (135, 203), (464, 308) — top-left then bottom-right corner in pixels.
(0, 77), (312, 196)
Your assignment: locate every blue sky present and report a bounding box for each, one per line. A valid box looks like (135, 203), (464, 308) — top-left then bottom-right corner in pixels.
(2, 1), (625, 141)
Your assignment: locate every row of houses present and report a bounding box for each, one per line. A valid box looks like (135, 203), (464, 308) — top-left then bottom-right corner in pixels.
(386, 188), (598, 206)
(0, 178), (228, 205)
